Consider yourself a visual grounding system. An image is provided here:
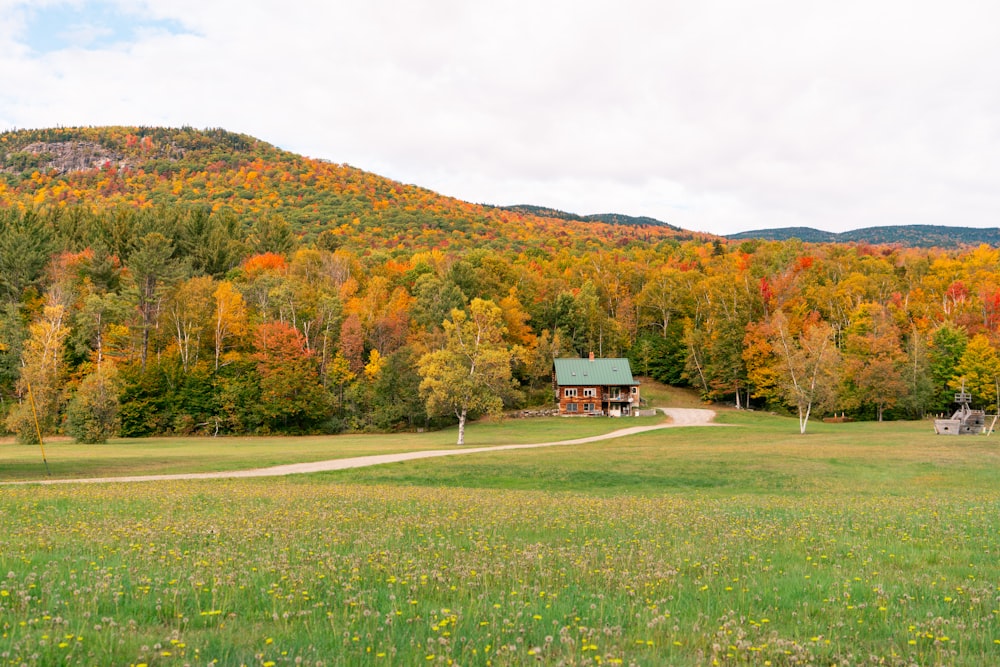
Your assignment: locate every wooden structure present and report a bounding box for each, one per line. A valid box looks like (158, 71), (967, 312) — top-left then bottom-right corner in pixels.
(553, 354), (639, 417)
(934, 387), (985, 435)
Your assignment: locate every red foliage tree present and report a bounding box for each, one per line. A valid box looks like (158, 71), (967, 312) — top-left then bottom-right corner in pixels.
(252, 321), (328, 431)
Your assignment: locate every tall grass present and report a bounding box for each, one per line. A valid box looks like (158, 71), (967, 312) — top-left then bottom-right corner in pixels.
(1, 411), (998, 665)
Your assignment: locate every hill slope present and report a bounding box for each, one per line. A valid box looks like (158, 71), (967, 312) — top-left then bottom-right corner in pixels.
(727, 225), (1000, 248)
(0, 126), (700, 253)
(9, 126), (990, 251)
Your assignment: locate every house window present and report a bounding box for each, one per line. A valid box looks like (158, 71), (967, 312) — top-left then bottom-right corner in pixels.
(567, 403), (578, 412)
(583, 403), (595, 413)
(623, 405), (630, 415)
(583, 388), (596, 397)
(608, 388), (621, 400)
(631, 386), (638, 395)
(564, 388), (578, 398)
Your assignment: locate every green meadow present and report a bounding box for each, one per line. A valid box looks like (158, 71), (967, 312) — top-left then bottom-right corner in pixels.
(0, 415), (666, 483)
(1, 402), (999, 666)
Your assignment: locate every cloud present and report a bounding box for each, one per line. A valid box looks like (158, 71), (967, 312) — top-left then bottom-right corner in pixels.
(1, 0), (998, 235)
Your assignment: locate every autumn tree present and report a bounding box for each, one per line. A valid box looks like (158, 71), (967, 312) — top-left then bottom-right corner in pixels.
(65, 364), (121, 443)
(575, 281), (609, 356)
(6, 296), (70, 443)
(343, 349), (383, 431)
(326, 350), (355, 418)
(636, 266), (688, 338)
(71, 289), (131, 370)
(897, 326), (935, 419)
(742, 320), (782, 408)
(281, 249), (344, 376)
(339, 313), (365, 374)
(418, 298), (514, 445)
(950, 334), (1000, 410)
(252, 321), (330, 432)
(768, 312), (841, 434)
(840, 303), (907, 421)
(526, 328), (567, 389)
(411, 274), (466, 332)
(366, 346), (427, 430)
(684, 270), (760, 407)
(682, 320), (711, 397)
(212, 280), (248, 370)
(166, 276), (215, 371)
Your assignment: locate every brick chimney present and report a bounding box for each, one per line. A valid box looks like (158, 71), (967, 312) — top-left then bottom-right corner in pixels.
(589, 351), (595, 362)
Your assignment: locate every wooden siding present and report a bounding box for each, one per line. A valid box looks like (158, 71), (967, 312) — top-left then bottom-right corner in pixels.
(556, 384), (640, 416)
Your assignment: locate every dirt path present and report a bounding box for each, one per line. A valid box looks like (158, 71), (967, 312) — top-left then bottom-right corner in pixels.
(4, 408), (718, 486)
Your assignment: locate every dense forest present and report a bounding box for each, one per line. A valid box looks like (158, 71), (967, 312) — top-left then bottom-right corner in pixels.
(1, 126), (999, 442)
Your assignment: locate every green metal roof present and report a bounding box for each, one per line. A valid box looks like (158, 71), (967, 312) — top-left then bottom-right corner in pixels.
(553, 358), (637, 386)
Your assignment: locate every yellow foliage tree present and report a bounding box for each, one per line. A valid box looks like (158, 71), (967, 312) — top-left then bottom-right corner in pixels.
(418, 299), (514, 445)
(6, 297), (69, 443)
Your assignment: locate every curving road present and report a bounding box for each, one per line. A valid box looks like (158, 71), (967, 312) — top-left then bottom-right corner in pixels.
(4, 408), (718, 486)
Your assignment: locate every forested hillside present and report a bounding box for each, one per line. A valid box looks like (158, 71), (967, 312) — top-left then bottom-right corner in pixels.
(0, 126), (694, 252)
(1, 126), (999, 441)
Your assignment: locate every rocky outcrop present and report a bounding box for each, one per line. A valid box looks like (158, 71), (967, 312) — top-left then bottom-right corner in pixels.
(1, 141), (124, 174)
(1, 139), (186, 174)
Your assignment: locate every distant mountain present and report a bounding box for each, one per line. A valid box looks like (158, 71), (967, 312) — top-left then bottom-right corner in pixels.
(726, 227), (839, 243)
(727, 225), (1000, 248)
(501, 205), (681, 230)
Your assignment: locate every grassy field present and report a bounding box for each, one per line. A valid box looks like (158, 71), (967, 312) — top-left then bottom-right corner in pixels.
(0, 379), (696, 483)
(330, 411), (1000, 495)
(1, 397), (999, 665)
(0, 413), (668, 482)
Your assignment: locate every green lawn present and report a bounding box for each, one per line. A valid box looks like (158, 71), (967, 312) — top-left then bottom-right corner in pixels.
(328, 411), (1000, 495)
(1, 406), (999, 666)
(0, 413), (666, 482)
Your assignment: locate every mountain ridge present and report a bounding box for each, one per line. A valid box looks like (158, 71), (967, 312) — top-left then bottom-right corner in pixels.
(727, 225), (1000, 248)
(499, 204), (680, 230)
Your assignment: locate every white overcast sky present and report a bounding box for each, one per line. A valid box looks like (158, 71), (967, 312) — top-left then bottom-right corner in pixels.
(1, 0), (998, 236)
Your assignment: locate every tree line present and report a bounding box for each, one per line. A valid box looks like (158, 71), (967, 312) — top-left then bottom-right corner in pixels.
(2, 204), (999, 442)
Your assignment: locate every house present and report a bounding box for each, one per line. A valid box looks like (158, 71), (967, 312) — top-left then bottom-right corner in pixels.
(553, 354), (640, 417)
